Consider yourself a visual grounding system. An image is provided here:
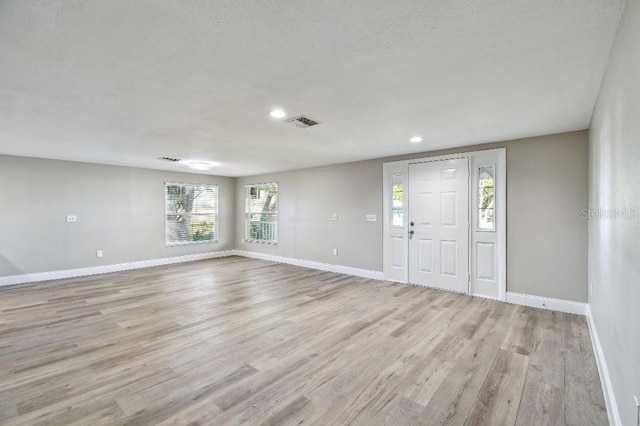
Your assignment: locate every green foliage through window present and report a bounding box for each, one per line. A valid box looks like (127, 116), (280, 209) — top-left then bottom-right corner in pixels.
(245, 183), (278, 243)
(392, 176), (404, 227)
(478, 167), (495, 230)
(165, 183), (218, 245)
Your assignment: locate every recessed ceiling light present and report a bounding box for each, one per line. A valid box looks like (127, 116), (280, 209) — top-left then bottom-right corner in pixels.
(187, 161), (214, 171)
(269, 109), (286, 119)
(410, 136), (423, 143)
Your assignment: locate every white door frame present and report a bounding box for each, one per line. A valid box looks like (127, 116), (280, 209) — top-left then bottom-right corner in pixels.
(383, 148), (506, 301)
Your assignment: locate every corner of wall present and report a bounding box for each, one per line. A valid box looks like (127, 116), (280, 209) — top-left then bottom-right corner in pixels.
(586, 305), (622, 426)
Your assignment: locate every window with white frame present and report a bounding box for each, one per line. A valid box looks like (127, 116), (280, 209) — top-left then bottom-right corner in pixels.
(165, 183), (218, 246)
(245, 183), (278, 244)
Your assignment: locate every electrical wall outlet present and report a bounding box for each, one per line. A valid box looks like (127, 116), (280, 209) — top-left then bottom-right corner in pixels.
(96, 250), (103, 258)
(365, 214), (377, 222)
(332, 213), (338, 221)
(333, 248), (338, 256)
(66, 215), (77, 223)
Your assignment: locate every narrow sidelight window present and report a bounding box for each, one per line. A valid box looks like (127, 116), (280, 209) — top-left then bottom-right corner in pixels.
(478, 166), (495, 231)
(392, 173), (404, 227)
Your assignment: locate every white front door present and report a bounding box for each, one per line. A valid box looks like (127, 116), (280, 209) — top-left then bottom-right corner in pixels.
(408, 158), (469, 293)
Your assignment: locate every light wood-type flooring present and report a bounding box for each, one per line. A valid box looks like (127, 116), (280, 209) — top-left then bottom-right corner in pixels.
(0, 256), (607, 425)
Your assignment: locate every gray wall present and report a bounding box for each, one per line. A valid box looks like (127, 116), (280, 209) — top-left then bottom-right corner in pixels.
(235, 159), (383, 271)
(0, 156), (235, 276)
(236, 130), (589, 302)
(589, 0), (640, 424)
(507, 132), (588, 302)
(2, 131), (588, 304)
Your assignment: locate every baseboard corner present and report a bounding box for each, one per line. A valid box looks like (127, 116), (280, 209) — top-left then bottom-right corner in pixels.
(505, 292), (587, 315)
(585, 304), (622, 426)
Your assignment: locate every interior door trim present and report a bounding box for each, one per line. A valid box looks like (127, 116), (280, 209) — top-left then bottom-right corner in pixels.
(383, 148), (506, 301)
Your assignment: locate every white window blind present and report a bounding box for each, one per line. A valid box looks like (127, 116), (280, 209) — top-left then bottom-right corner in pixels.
(245, 183), (278, 244)
(165, 183), (218, 246)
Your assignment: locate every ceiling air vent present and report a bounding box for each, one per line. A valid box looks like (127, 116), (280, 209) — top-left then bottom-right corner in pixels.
(159, 156), (181, 162)
(284, 115), (320, 129)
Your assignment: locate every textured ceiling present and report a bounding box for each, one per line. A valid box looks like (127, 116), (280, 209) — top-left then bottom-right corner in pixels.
(0, 0), (623, 176)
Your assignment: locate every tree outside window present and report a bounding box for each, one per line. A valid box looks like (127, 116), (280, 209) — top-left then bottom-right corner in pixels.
(245, 183), (278, 243)
(166, 183), (218, 245)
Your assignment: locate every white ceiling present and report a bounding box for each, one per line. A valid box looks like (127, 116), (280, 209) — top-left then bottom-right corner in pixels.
(0, 0), (623, 176)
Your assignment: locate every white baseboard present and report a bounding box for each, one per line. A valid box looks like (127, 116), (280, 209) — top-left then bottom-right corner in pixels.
(0, 250), (235, 287)
(586, 305), (621, 426)
(232, 250), (384, 281)
(505, 292), (587, 315)
(471, 293), (501, 301)
(0, 249), (383, 288)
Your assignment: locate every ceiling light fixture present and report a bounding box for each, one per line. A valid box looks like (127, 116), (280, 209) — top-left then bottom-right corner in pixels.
(187, 161), (214, 171)
(410, 136), (423, 143)
(269, 109), (286, 119)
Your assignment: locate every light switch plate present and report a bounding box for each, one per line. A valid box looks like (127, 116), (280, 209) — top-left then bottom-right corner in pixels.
(66, 215), (77, 223)
(365, 214), (377, 222)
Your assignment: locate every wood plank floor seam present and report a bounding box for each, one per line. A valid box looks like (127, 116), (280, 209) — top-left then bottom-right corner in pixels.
(0, 257), (608, 425)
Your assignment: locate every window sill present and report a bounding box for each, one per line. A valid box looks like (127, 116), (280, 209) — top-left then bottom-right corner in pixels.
(244, 239), (278, 246)
(166, 240), (219, 248)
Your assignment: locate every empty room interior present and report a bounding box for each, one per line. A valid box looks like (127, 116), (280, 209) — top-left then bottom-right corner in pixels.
(0, 1), (638, 425)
